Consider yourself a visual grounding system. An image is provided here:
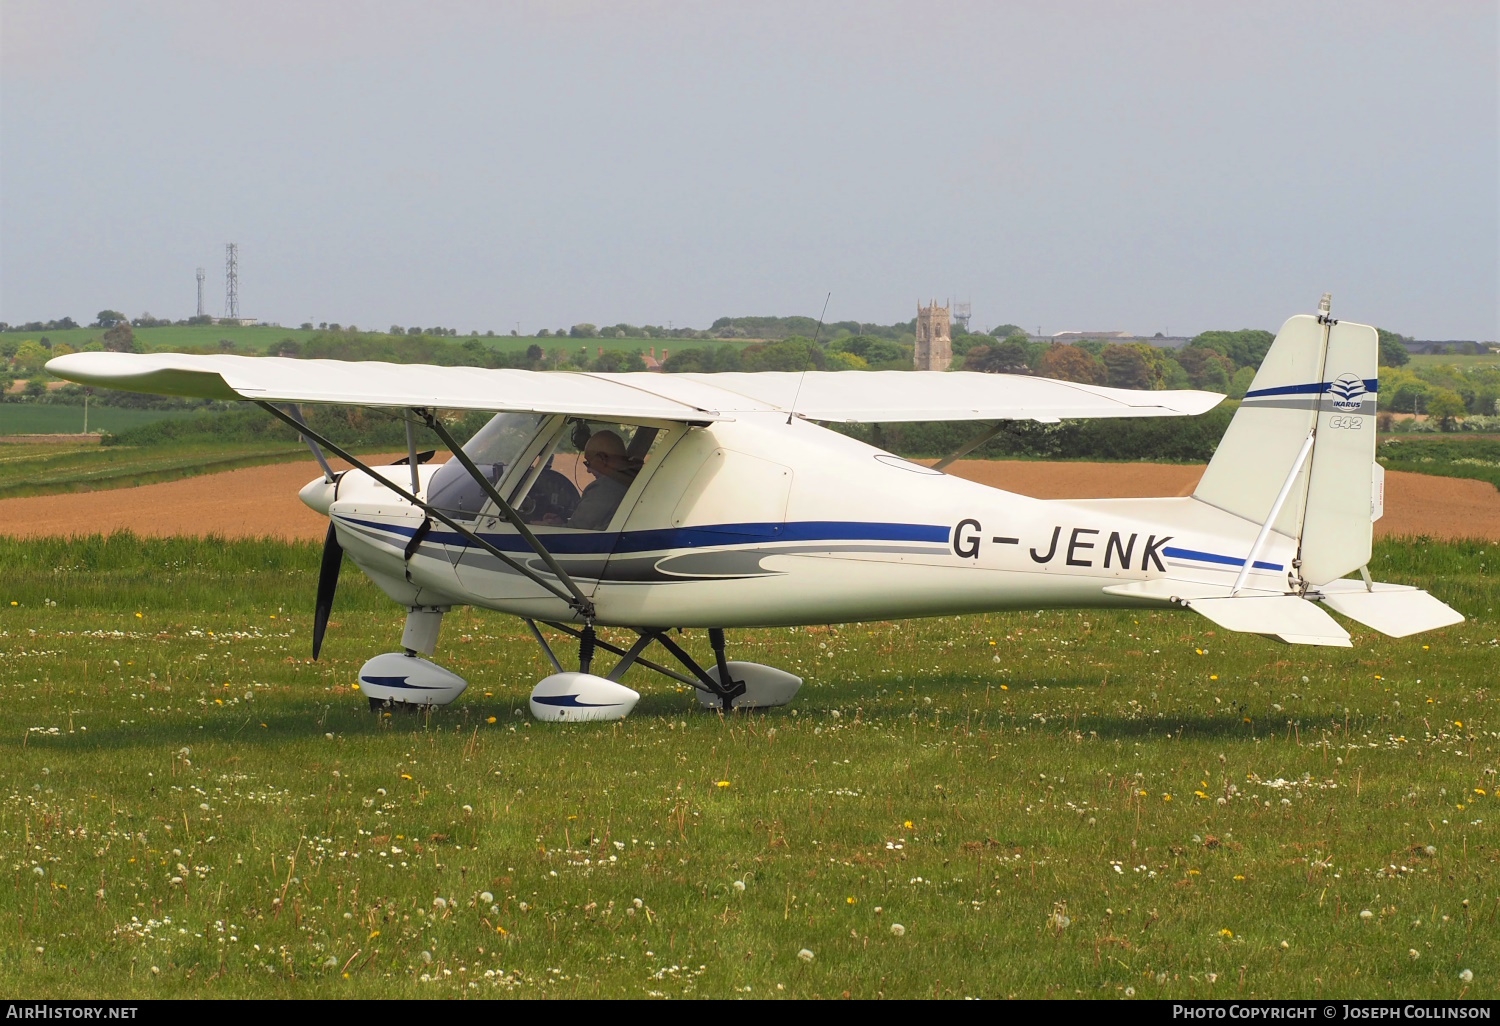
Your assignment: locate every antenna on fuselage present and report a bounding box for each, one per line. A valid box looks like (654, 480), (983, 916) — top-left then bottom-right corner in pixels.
(786, 292), (831, 425)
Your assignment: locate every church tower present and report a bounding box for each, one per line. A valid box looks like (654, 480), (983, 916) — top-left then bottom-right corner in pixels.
(914, 299), (951, 371)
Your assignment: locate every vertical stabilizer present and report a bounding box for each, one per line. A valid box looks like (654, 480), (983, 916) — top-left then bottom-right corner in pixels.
(1194, 314), (1325, 535)
(1194, 309), (1379, 588)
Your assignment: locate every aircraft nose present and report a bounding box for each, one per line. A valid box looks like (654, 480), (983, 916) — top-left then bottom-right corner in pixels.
(299, 475), (337, 515)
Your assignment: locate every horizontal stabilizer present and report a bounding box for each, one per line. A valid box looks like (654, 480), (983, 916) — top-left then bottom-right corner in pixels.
(1313, 580), (1464, 638)
(1185, 595), (1352, 647)
(1103, 579), (1280, 603)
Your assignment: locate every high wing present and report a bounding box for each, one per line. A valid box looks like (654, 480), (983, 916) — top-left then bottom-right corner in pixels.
(44, 351), (1223, 423)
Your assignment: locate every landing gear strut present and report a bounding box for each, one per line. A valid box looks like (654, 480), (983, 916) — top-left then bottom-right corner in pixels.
(526, 621), (753, 713)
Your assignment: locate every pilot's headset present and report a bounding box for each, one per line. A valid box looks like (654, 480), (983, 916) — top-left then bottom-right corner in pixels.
(570, 420), (592, 451)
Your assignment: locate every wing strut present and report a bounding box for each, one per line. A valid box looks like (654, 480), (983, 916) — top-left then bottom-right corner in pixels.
(285, 404), (336, 483)
(417, 410), (597, 620)
(254, 402), (592, 618)
(933, 422), (1005, 471)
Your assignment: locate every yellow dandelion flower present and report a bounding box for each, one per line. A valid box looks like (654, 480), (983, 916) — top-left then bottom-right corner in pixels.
(351, 682), (360, 691)
(1187, 869), (1200, 876)
(8, 601), (15, 606)
(496, 925), (507, 935)
(1000, 684), (1008, 691)
(1233, 875), (1245, 881)
(716, 780), (730, 788)
(1162, 794), (1172, 802)
(259, 723), (267, 728)
(1195, 791), (1208, 799)
(135, 612), (143, 618)
(903, 820), (913, 829)
(400, 773), (412, 780)
(368, 930), (380, 940)
(1455, 721), (1463, 728)
(1475, 789), (1487, 797)
(486, 716), (497, 724)
(1210, 675), (1218, 681)
(846, 896), (856, 905)
(1219, 928), (1234, 938)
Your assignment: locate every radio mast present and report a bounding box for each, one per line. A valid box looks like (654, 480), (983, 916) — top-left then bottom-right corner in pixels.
(224, 243), (240, 321)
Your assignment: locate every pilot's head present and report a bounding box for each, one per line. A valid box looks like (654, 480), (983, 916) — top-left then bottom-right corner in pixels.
(582, 430), (630, 482)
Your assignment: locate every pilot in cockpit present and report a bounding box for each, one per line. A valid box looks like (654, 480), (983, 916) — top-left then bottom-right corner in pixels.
(547, 429), (638, 530)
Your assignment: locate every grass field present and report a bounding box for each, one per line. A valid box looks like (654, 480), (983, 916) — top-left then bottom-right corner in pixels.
(1406, 353), (1500, 371)
(0, 442), (308, 499)
(0, 405), (201, 437)
(0, 535), (1493, 999)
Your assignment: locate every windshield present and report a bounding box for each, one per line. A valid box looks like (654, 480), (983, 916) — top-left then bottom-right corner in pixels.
(426, 412), (548, 518)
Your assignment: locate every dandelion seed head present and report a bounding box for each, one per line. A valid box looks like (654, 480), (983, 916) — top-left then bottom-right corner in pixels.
(732, 880), (746, 893)
(1360, 910), (1373, 920)
(797, 948), (815, 962)
(890, 923), (905, 937)
(479, 891), (493, 904)
(1460, 969), (1473, 984)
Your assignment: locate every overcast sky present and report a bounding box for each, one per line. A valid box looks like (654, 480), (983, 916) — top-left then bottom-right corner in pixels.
(2, 1), (1496, 338)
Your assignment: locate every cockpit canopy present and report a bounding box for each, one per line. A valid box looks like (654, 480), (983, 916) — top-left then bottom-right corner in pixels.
(425, 412), (664, 531)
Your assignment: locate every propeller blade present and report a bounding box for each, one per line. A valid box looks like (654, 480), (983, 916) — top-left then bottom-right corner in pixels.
(312, 522), (342, 660)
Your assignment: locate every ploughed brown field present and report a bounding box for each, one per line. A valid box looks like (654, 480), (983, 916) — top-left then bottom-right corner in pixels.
(0, 456), (1496, 541)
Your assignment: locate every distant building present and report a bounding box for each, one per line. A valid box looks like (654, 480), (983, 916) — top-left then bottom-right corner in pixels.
(914, 300), (951, 371)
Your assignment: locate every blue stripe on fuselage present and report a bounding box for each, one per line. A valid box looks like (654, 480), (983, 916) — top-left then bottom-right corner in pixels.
(339, 517), (950, 554)
(1162, 545), (1282, 571)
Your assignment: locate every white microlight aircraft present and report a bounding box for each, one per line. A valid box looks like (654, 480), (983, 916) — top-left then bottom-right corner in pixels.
(47, 301), (1462, 721)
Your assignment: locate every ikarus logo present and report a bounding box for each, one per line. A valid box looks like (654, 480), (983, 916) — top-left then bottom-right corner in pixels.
(1328, 373), (1367, 411)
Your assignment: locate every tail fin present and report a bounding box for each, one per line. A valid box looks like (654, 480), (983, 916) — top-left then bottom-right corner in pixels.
(1193, 311), (1379, 587)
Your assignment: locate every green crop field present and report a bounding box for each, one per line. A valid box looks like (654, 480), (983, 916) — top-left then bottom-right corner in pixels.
(0, 535), (1493, 999)
(0, 405), (201, 437)
(0, 442), (309, 499)
(13, 325), (710, 358)
(1406, 353), (1500, 371)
